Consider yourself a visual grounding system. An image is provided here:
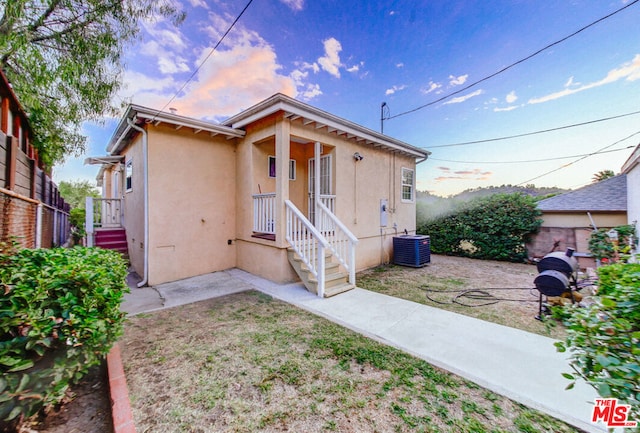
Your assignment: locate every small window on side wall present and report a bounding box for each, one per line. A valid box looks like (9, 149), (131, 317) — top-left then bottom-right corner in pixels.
(125, 160), (133, 192)
(268, 156), (296, 180)
(401, 167), (414, 202)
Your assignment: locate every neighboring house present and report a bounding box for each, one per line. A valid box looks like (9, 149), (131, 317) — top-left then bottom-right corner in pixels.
(526, 174), (627, 269)
(621, 143), (640, 238)
(0, 69), (70, 249)
(87, 94), (430, 295)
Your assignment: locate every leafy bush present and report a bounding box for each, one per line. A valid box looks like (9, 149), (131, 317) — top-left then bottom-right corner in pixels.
(555, 263), (640, 419)
(0, 247), (128, 422)
(418, 193), (542, 262)
(69, 208), (86, 245)
(588, 224), (636, 263)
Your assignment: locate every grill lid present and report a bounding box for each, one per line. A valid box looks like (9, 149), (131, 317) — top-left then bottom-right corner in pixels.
(536, 249), (578, 276)
(534, 270), (570, 296)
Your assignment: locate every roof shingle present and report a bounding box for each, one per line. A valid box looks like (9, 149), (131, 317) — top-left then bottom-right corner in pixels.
(537, 174), (626, 212)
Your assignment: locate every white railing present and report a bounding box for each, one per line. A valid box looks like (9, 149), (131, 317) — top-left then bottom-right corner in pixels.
(85, 197), (123, 247)
(316, 201), (358, 286)
(253, 193), (276, 234)
(308, 194), (335, 224)
(285, 200), (329, 298)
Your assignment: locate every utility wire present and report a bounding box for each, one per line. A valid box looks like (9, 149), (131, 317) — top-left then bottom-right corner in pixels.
(151, 0), (255, 121)
(387, 0), (639, 120)
(424, 110), (640, 149)
(429, 145), (634, 164)
(515, 130), (640, 186)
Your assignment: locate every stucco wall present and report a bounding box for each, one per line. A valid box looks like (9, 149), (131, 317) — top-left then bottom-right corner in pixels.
(627, 164), (640, 235)
(541, 212), (627, 229)
(121, 138), (145, 278)
(145, 125), (238, 285)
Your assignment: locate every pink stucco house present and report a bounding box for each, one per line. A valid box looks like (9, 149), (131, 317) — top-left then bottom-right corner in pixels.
(86, 94), (429, 296)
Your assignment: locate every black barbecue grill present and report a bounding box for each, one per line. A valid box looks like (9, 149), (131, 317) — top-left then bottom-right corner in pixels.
(533, 248), (579, 319)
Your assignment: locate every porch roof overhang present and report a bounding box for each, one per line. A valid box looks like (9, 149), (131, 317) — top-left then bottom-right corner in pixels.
(106, 104), (246, 155)
(83, 156), (125, 186)
(84, 155), (125, 165)
(222, 93), (430, 161)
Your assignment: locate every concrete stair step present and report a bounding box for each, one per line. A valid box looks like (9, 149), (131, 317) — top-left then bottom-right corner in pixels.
(324, 283), (355, 298)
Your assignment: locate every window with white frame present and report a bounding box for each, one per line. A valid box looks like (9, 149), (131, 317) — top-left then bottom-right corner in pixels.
(268, 156), (296, 180)
(125, 160), (133, 192)
(401, 167), (414, 201)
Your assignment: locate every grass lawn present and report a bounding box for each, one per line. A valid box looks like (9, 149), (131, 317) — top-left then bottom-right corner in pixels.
(121, 290), (580, 433)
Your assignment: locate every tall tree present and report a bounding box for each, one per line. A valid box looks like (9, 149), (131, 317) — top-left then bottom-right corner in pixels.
(58, 179), (99, 209)
(592, 169), (616, 183)
(0, 0), (185, 167)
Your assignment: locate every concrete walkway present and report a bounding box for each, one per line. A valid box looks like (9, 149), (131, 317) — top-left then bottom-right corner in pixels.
(122, 268), (606, 433)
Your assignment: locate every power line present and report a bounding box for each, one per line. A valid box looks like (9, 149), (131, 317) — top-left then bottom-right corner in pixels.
(152, 0), (255, 121)
(387, 0), (639, 121)
(424, 110), (640, 149)
(515, 130), (640, 186)
(429, 145), (634, 164)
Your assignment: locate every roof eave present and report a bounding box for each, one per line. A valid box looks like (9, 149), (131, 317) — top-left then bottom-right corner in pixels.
(223, 94), (430, 160)
(106, 104), (246, 155)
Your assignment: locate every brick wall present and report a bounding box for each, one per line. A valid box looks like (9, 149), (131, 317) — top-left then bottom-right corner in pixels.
(0, 190), (37, 248)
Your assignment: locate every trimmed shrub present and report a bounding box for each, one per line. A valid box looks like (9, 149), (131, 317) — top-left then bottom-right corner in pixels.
(556, 263), (640, 420)
(0, 247), (128, 422)
(418, 193), (542, 262)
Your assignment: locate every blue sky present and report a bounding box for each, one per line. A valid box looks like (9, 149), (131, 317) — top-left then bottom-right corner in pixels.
(53, 0), (640, 197)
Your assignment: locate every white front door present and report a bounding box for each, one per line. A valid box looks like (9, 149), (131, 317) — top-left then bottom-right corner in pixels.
(308, 154), (333, 224)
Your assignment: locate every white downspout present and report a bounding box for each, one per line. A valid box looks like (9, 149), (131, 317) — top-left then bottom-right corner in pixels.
(127, 118), (149, 288)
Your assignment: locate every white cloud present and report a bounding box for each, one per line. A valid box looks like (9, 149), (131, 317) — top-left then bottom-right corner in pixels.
(529, 54), (640, 104)
(449, 74), (468, 86)
(505, 91), (517, 103)
(124, 17), (302, 118)
(564, 76), (580, 87)
(299, 83), (322, 100)
(280, 0), (304, 11)
(138, 40), (190, 74)
(317, 37), (343, 78)
(396, 63), (404, 68)
(494, 105), (518, 112)
(421, 81), (442, 94)
(186, 0), (208, 8)
(385, 84), (407, 95)
(442, 89), (484, 105)
(347, 64), (360, 73)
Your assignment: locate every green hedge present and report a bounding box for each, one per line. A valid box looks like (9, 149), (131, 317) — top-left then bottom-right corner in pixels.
(556, 263), (640, 420)
(418, 193), (542, 262)
(0, 247), (129, 422)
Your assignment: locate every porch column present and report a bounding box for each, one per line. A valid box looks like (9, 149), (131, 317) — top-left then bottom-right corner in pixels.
(274, 117), (290, 247)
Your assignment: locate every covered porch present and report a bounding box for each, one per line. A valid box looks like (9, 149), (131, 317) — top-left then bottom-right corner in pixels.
(246, 134), (357, 298)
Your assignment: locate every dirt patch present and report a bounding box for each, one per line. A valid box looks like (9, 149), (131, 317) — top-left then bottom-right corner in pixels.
(357, 254), (594, 339)
(18, 361), (113, 433)
(120, 290), (581, 433)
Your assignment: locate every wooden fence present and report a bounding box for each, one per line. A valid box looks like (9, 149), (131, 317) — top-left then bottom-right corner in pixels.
(0, 130), (70, 249)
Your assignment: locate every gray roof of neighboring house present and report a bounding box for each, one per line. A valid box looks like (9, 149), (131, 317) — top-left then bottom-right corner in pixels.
(537, 174), (627, 212)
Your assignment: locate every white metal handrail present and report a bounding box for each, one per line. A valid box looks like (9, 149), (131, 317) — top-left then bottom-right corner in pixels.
(285, 200), (329, 297)
(316, 201), (358, 286)
(252, 193), (276, 233)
